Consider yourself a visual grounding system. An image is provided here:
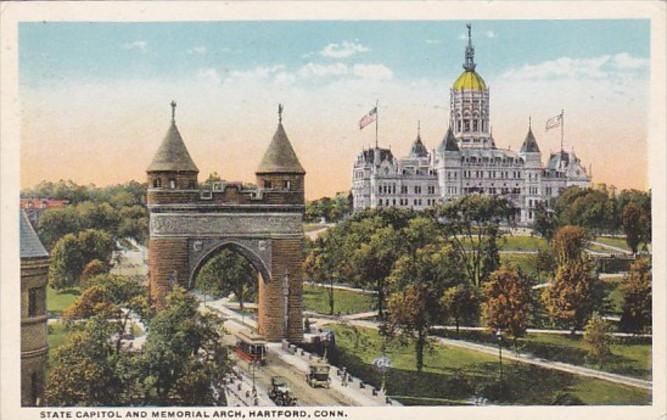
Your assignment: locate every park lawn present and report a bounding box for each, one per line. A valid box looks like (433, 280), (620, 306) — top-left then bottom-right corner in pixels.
(436, 329), (651, 380)
(47, 286), (81, 315)
(600, 275), (625, 315)
(596, 236), (631, 251)
(303, 284), (375, 315)
(500, 253), (539, 279)
(326, 324), (650, 405)
(587, 243), (616, 253)
(47, 321), (69, 365)
(501, 236), (547, 252)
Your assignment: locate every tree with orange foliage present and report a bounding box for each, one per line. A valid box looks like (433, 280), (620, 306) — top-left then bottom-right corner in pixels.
(482, 265), (531, 347)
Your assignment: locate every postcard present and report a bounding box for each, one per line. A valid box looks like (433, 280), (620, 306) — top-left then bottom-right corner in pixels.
(1, 2), (665, 420)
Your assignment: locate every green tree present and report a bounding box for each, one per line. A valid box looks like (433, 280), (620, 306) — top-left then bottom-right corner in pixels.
(434, 195), (516, 287)
(386, 243), (462, 372)
(78, 229), (114, 267)
(37, 206), (80, 250)
(583, 313), (611, 367)
(620, 257), (652, 333)
(440, 284), (480, 335)
(535, 247), (556, 282)
(621, 202), (643, 254)
(196, 249), (258, 311)
(48, 234), (85, 289)
(532, 202), (558, 240)
(482, 265), (532, 346)
(137, 287), (231, 405)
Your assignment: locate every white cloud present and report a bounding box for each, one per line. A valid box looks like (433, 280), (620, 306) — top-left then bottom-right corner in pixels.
(228, 65), (286, 82)
(458, 33), (467, 41)
(122, 40), (147, 52)
(351, 64), (393, 80)
(485, 30), (497, 39)
(320, 41), (370, 58)
(197, 68), (221, 85)
(425, 39), (442, 45)
(190, 46), (207, 55)
(298, 62), (349, 78)
(498, 54), (650, 81)
(612, 52), (649, 70)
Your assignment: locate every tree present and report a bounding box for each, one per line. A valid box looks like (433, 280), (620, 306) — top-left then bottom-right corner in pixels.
(535, 247), (556, 282)
(620, 257), (652, 333)
(435, 195), (516, 287)
(583, 313), (611, 367)
(482, 265), (532, 347)
(196, 249), (258, 311)
(81, 259), (108, 282)
(622, 203), (643, 254)
(45, 315), (129, 406)
(440, 284), (480, 335)
(78, 229), (114, 267)
(76, 201), (120, 235)
(48, 234), (85, 289)
(136, 287), (231, 405)
(386, 243), (463, 372)
(37, 206), (80, 250)
(541, 259), (597, 332)
(480, 226), (501, 282)
(551, 225), (590, 266)
(532, 202), (558, 240)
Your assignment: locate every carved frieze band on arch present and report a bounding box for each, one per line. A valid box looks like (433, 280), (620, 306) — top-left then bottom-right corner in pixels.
(187, 238), (273, 287)
(150, 212), (302, 237)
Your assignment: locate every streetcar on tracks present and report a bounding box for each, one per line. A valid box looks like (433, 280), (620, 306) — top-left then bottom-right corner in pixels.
(234, 331), (267, 365)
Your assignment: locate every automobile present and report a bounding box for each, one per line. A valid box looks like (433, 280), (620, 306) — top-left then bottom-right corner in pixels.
(268, 376), (297, 406)
(306, 362), (331, 388)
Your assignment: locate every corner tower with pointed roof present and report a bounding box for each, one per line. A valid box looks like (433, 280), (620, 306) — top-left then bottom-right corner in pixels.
(256, 104), (306, 205)
(147, 101), (199, 192)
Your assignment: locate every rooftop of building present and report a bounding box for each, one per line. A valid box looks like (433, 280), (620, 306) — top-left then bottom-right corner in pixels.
(20, 210), (48, 259)
(147, 102), (199, 173)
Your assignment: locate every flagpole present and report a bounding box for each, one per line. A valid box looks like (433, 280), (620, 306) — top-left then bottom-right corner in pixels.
(560, 108), (564, 153)
(375, 99), (379, 149)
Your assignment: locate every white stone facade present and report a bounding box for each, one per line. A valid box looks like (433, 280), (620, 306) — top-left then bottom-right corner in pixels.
(351, 26), (591, 225)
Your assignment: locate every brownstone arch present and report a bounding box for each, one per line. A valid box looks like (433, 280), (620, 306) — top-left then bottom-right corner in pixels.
(146, 102), (305, 342)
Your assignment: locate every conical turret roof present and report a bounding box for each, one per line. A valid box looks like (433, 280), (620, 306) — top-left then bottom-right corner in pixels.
(439, 127), (460, 152)
(20, 210), (48, 259)
(256, 123), (305, 174)
(520, 126), (540, 153)
(147, 119), (199, 173)
(409, 134), (429, 158)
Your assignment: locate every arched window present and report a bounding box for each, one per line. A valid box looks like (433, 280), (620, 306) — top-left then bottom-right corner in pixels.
(169, 179), (176, 189)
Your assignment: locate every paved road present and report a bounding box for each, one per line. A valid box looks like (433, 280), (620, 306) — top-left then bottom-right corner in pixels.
(314, 318), (651, 390)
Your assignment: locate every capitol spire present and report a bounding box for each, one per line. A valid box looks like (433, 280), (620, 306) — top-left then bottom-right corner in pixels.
(463, 23), (476, 71)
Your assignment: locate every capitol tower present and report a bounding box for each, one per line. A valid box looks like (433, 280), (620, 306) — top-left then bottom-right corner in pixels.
(351, 24), (591, 225)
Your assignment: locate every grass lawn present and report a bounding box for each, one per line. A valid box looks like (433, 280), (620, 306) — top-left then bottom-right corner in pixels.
(326, 324), (650, 405)
(600, 275), (625, 315)
(501, 236), (547, 251)
(500, 253), (539, 279)
(435, 329), (651, 380)
(596, 236), (631, 251)
(303, 284), (375, 315)
(47, 286), (81, 315)
(47, 321), (69, 365)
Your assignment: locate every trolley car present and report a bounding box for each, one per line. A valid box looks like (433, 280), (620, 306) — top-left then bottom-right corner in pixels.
(234, 331), (267, 365)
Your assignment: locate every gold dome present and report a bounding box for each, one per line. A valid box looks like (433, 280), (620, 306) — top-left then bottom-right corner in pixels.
(452, 70), (487, 91)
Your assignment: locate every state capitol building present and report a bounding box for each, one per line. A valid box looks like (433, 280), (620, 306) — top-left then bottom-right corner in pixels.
(351, 26), (591, 225)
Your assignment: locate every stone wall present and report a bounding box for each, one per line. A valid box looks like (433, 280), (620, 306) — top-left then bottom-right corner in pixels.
(148, 238), (189, 306)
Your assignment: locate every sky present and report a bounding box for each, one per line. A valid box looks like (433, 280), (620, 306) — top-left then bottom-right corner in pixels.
(19, 20), (650, 199)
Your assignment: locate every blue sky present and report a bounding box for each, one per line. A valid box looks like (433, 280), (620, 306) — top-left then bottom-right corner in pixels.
(19, 20), (650, 197)
(20, 20), (649, 86)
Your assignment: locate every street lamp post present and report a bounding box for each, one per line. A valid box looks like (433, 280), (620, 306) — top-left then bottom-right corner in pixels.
(496, 329), (503, 382)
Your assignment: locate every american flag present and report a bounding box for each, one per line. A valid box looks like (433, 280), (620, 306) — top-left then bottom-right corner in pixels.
(545, 113), (562, 130)
(359, 107), (377, 130)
